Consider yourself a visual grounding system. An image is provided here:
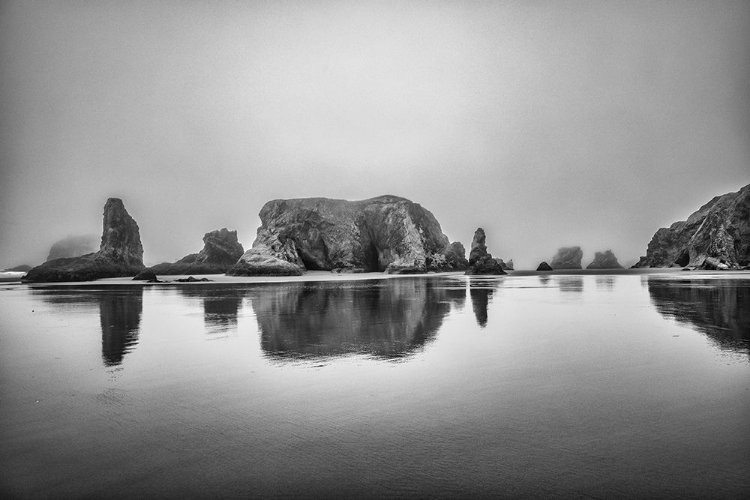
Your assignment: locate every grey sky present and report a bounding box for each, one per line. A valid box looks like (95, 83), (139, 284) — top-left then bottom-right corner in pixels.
(1, 0), (748, 270)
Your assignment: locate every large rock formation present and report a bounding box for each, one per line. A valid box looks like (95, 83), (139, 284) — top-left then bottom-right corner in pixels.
(635, 184), (750, 269)
(24, 198), (145, 282)
(586, 250), (623, 269)
(227, 195), (467, 276)
(144, 228), (244, 275)
(47, 234), (99, 261)
(550, 246), (583, 269)
(465, 228), (506, 275)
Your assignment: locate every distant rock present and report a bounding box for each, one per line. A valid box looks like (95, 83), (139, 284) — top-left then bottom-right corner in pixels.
(4, 264), (32, 272)
(175, 276), (212, 282)
(227, 195), (466, 276)
(495, 258), (514, 271)
(537, 261), (553, 271)
(550, 246), (583, 269)
(146, 228), (244, 275)
(634, 183), (750, 269)
(24, 198), (145, 282)
(465, 228), (506, 275)
(586, 250), (623, 269)
(132, 268), (157, 281)
(47, 234), (99, 261)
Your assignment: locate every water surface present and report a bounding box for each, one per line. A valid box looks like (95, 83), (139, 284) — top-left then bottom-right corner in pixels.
(1, 273), (748, 498)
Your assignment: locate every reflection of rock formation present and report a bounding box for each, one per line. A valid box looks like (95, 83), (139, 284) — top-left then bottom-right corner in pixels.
(176, 286), (245, 333)
(469, 279), (499, 327)
(100, 291), (143, 366)
(251, 278), (464, 360)
(557, 276), (584, 293)
(595, 276), (615, 290)
(648, 278), (750, 355)
(32, 287), (143, 366)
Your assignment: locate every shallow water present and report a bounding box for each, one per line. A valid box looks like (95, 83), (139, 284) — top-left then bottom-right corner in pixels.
(1, 273), (748, 498)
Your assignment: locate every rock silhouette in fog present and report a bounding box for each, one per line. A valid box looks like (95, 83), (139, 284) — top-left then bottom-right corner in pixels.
(586, 250), (623, 269)
(550, 246), (583, 269)
(46, 234), (99, 261)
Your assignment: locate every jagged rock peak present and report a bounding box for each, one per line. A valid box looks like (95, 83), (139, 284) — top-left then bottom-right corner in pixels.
(144, 228), (245, 275)
(99, 198), (143, 265)
(634, 183), (750, 269)
(227, 195), (466, 276)
(197, 228), (244, 266)
(465, 228), (505, 275)
(586, 250), (623, 269)
(550, 246), (583, 269)
(536, 261), (553, 271)
(46, 234), (99, 261)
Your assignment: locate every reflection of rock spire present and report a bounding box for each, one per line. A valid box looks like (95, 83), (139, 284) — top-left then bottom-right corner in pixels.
(469, 279), (499, 327)
(32, 287), (143, 366)
(648, 278), (750, 356)
(176, 286), (246, 334)
(251, 278), (464, 361)
(100, 290), (142, 366)
(203, 293), (243, 333)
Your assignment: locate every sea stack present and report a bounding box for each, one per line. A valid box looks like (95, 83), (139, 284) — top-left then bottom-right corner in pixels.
(536, 261), (553, 271)
(634, 183), (750, 269)
(141, 228), (244, 276)
(227, 195), (467, 276)
(586, 250), (623, 269)
(465, 228), (505, 275)
(24, 198), (145, 282)
(550, 246), (583, 269)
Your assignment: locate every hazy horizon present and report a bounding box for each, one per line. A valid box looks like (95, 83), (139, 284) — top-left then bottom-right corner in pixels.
(2, 1), (749, 270)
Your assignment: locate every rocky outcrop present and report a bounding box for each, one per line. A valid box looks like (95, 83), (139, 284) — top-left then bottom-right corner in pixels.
(465, 228), (506, 275)
(495, 258), (513, 271)
(550, 246), (583, 269)
(586, 250), (623, 269)
(47, 234), (99, 261)
(635, 184), (750, 269)
(227, 195), (466, 276)
(146, 228), (244, 275)
(24, 198), (145, 282)
(132, 268), (158, 281)
(536, 261), (553, 271)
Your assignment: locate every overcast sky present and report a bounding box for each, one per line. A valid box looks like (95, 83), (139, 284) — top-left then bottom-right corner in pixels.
(1, 0), (748, 270)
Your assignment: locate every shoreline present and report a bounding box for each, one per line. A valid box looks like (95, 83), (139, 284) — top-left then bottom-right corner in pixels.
(5, 267), (748, 288)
